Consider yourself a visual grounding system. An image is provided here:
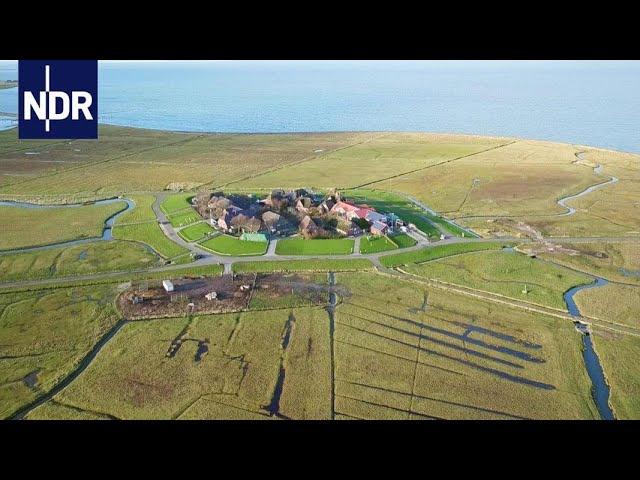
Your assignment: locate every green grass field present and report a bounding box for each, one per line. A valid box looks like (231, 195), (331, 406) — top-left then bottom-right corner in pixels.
(536, 241), (640, 285)
(167, 210), (201, 228)
(332, 272), (596, 419)
(276, 238), (354, 255)
(591, 328), (640, 420)
(160, 193), (194, 215)
(233, 134), (503, 191)
(233, 259), (374, 273)
(177, 222), (214, 242)
(0, 126), (373, 195)
(0, 284), (121, 419)
(36, 308), (328, 419)
(114, 195), (157, 225)
(0, 125), (638, 419)
(380, 242), (510, 268)
(390, 233), (417, 248)
(0, 201), (127, 250)
(359, 235), (398, 254)
(574, 283), (640, 328)
(112, 222), (189, 260)
(0, 240), (160, 282)
(200, 234), (267, 256)
(403, 250), (592, 310)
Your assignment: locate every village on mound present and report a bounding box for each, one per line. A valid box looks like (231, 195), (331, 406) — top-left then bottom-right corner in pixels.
(192, 188), (411, 240)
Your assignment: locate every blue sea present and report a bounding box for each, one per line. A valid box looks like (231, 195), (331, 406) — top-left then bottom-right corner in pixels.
(1, 60), (639, 153)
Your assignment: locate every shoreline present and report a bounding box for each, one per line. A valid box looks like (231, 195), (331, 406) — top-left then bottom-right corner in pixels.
(0, 122), (638, 156)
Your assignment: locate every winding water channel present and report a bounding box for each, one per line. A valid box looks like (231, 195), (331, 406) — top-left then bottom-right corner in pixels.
(0, 198), (134, 253)
(563, 278), (615, 420)
(557, 154), (619, 217)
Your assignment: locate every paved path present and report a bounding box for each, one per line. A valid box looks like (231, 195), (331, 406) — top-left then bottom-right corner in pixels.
(353, 236), (361, 255)
(266, 238), (278, 256)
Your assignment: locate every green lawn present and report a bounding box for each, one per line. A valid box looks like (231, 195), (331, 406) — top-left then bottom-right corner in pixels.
(390, 233), (417, 248)
(0, 240), (160, 282)
(403, 250), (592, 310)
(200, 234), (267, 256)
(423, 211), (477, 237)
(112, 222), (189, 260)
(114, 195), (157, 225)
(233, 259), (373, 273)
(160, 193), (194, 215)
(359, 235), (398, 254)
(167, 210), (201, 228)
(380, 242), (510, 268)
(276, 238), (354, 255)
(0, 201), (127, 251)
(177, 222), (214, 242)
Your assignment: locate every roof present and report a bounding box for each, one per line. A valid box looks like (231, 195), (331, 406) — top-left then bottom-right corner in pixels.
(332, 201), (358, 212)
(371, 221), (388, 231)
(300, 215), (318, 231)
(366, 211), (387, 223)
(355, 207), (375, 219)
(240, 233), (268, 243)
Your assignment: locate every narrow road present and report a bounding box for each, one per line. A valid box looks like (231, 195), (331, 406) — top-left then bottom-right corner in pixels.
(1, 234), (638, 291)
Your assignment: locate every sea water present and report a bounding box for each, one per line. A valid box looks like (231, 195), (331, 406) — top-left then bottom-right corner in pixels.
(0, 60), (639, 153)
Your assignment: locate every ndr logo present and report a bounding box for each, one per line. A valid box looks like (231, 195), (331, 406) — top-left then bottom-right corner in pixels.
(19, 60), (98, 139)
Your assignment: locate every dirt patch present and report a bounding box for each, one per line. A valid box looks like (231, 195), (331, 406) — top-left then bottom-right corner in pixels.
(117, 273), (335, 320)
(117, 274), (257, 319)
(253, 273), (329, 306)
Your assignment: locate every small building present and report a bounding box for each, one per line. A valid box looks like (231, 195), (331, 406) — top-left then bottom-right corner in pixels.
(370, 221), (389, 236)
(205, 291), (217, 301)
(162, 280), (174, 293)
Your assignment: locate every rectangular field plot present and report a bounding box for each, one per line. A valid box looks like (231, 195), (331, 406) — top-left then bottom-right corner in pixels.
(0, 240), (160, 282)
(160, 193), (194, 215)
(49, 308), (328, 420)
(200, 234), (267, 256)
(332, 272), (598, 420)
(0, 201), (127, 250)
(177, 222), (214, 242)
(359, 235), (398, 254)
(402, 249), (592, 310)
(235, 133), (502, 190)
(275, 238), (354, 255)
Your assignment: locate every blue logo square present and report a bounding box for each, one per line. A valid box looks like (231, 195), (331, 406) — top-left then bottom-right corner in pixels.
(19, 60), (98, 139)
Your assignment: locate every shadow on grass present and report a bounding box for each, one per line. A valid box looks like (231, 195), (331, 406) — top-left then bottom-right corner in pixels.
(338, 320), (555, 390)
(347, 301), (545, 363)
(342, 380), (530, 420)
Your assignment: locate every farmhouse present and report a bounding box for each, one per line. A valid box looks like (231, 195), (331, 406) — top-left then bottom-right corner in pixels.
(193, 188), (406, 241)
(331, 200), (360, 220)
